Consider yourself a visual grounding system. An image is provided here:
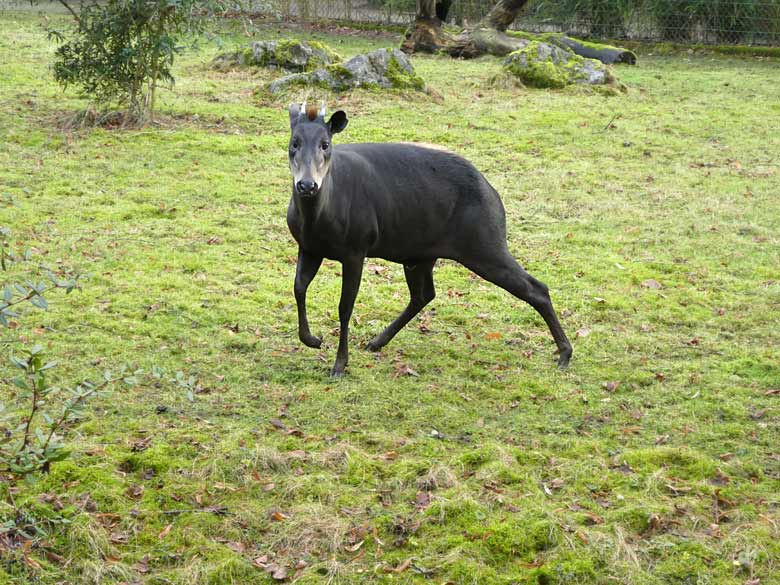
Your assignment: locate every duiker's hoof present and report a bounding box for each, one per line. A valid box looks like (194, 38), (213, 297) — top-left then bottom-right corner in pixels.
(557, 348), (573, 369)
(301, 334), (322, 349)
(365, 338), (383, 352)
(330, 366), (346, 377)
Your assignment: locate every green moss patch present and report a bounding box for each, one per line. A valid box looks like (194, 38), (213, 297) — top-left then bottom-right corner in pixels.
(503, 40), (615, 89)
(386, 50), (426, 90)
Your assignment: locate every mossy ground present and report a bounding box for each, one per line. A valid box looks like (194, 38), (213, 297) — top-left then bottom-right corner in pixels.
(1, 10), (779, 585)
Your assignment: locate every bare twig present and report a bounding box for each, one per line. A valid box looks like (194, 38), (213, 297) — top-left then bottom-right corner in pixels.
(20, 363), (41, 453)
(41, 381), (108, 453)
(56, 0), (81, 24)
(156, 507), (231, 515)
(600, 112), (620, 132)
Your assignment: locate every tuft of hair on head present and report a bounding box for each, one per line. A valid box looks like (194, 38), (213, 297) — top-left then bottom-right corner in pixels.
(305, 102), (319, 121)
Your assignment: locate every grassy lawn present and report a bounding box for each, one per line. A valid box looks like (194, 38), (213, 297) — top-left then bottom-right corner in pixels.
(1, 8), (779, 584)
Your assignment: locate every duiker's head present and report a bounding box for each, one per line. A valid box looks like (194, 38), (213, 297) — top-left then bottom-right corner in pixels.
(288, 102), (348, 197)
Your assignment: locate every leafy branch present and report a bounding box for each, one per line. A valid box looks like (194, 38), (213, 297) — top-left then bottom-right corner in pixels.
(0, 277), (79, 327)
(2, 346), (138, 476)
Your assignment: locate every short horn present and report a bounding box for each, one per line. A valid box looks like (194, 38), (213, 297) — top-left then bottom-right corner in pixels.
(300, 101), (307, 118)
(319, 101), (326, 118)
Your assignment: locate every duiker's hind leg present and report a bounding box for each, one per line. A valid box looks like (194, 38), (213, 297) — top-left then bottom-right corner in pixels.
(366, 260), (436, 352)
(462, 252), (572, 368)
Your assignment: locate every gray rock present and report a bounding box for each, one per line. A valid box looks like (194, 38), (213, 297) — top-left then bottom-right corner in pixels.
(268, 48), (425, 94)
(212, 39), (340, 73)
(503, 41), (614, 88)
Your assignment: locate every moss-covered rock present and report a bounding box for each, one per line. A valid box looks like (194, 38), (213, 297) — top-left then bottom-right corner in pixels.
(212, 39), (341, 72)
(268, 48), (425, 94)
(503, 40), (616, 89)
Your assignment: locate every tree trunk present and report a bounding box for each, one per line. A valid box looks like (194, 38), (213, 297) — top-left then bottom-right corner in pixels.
(401, 0), (636, 65)
(482, 0), (530, 31)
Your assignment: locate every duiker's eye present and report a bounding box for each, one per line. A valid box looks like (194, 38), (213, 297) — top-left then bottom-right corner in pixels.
(321, 141), (330, 151)
(291, 138), (300, 149)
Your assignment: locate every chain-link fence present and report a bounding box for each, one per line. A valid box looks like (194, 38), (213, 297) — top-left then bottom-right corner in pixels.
(247, 0), (780, 45)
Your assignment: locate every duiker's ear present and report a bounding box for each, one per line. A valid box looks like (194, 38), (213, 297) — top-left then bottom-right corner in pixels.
(288, 103), (302, 129)
(328, 111), (348, 134)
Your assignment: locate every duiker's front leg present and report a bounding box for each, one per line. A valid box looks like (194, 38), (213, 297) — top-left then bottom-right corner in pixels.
(331, 255), (364, 377)
(294, 248), (323, 348)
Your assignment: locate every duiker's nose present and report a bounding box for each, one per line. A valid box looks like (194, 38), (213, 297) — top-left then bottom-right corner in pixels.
(296, 180), (318, 195)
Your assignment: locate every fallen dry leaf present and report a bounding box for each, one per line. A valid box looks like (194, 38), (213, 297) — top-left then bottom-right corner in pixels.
(344, 540), (364, 552)
(641, 279), (662, 289)
(156, 523), (172, 539)
(109, 531), (129, 544)
(269, 418), (287, 430)
(709, 469), (731, 486)
(266, 563), (288, 580)
(393, 363), (419, 377)
(39, 493), (64, 511)
(125, 484), (144, 500)
(383, 558), (413, 573)
(130, 436), (152, 452)
(582, 511), (604, 525)
(23, 552), (42, 570)
(415, 491), (431, 511)
(666, 483), (692, 495)
(270, 510), (289, 522)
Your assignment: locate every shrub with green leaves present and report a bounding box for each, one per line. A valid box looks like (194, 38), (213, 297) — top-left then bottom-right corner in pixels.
(50, 0), (237, 122)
